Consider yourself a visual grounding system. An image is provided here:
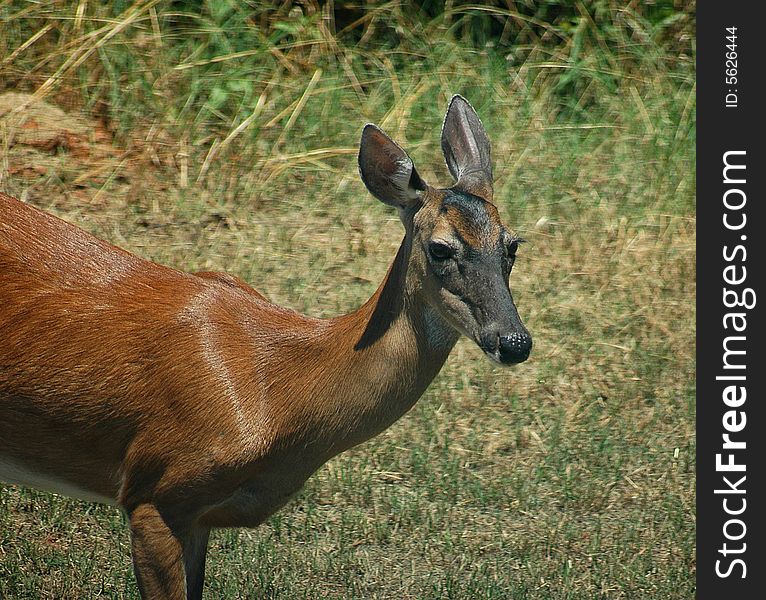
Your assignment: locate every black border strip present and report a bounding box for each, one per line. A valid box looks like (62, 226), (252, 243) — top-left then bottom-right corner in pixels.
(697, 4), (765, 598)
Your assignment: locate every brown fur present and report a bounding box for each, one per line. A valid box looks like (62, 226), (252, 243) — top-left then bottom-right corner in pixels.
(0, 192), (460, 598)
(0, 96), (531, 600)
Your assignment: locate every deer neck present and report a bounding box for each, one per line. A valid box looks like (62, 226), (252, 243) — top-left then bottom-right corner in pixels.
(304, 233), (459, 452)
(353, 232), (458, 362)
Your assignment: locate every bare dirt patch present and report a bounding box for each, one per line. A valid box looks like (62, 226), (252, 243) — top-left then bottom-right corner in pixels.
(0, 92), (166, 210)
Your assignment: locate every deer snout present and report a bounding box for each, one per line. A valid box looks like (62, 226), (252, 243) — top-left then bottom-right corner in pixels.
(498, 331), (532, 364)
(480, 325), (532, 365)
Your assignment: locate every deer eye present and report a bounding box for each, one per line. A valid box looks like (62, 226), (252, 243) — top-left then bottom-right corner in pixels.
(506, 236), (525, 259)
(428, 241), (454, 261)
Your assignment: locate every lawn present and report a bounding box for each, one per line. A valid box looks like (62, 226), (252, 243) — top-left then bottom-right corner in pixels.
(0, 2), (695, 598)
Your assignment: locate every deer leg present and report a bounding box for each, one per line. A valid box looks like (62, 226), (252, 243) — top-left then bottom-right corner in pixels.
(129, 503), (189, 600)
(183, 527), (210, 600)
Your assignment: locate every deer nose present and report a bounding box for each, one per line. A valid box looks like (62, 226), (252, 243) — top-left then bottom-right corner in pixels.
(497, 331), (532, 364)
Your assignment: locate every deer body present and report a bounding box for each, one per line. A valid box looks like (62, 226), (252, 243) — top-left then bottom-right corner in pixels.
(0, 191), (455, 511)
(0, 97), (531, 599)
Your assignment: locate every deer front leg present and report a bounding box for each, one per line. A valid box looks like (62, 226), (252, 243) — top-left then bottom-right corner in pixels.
(183, 527), (210, 600)
(129, 503), (205, 600)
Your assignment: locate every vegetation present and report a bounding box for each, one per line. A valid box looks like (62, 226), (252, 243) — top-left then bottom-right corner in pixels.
(1, 1), (695, 598)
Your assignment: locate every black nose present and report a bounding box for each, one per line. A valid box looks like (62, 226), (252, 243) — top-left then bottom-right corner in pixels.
(498, 331), (532, 364)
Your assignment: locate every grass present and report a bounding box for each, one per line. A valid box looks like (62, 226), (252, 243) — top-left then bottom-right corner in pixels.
(0, 2), (695, 598)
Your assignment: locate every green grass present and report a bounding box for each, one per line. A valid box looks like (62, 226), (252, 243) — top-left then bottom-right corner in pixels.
(1, 2), (695, 598)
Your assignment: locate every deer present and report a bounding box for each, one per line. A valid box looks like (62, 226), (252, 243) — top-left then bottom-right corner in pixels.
(0, 96), (532, 599)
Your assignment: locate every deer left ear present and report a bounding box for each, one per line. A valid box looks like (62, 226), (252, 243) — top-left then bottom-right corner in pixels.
(441, 95), (493, 203)
(358, 124), (426, 209)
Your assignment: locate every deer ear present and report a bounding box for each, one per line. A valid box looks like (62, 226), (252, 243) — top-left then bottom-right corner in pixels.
(358, 124), (426, 209)
(441, 95), (493, 202)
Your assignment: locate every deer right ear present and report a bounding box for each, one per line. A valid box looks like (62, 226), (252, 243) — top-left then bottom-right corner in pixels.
(358, 124), (426, 209)
(441, 95), (493, 202)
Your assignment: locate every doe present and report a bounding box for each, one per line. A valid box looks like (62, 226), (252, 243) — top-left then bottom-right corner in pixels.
(0, 96), (531, 599)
